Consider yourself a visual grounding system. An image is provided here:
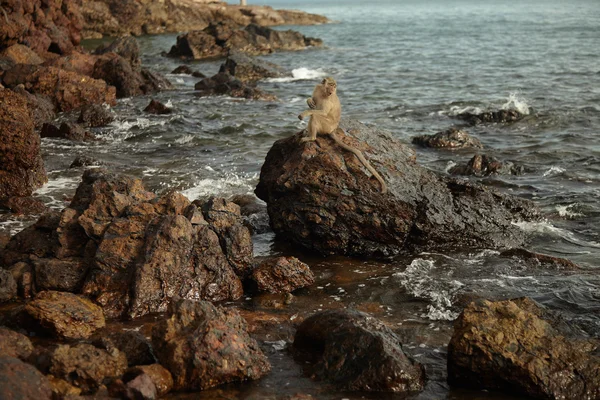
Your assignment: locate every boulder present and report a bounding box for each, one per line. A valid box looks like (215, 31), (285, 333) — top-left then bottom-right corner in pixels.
(94, 36), (141, 70)
(0, 327), (33, 360)
(144, 99), (172, 115)
(0, 269), (18, 302)
(151, 299), (271, 391)
(251, 257), (315, 294)
(169, 22), (323, 60)
(11, 85), (56, 129)
(96, 330), (156, 367)
(171, 65), (205, 78)
(1, 44), (44, 65)
(219, 51), (291, 82)
(449, 154), (524, 176)
(24, 290), (106, 340)
(454, 108), (525, 125)
(33, 258), (89, 292)
(49, 343), (128, 394)
(0, 356), (52, 400)
(194, 72), (276, 100)
(124, 364), (173, 397)
(40, 122), (95, 141)
(448, 298), (600, 399)
(44, 51), (98, 77)
(293, 309), (425, 392)
(77, 103), (114, 127)
(0, 89), (47, 198)
(255, 119), (539, 257)
(412, 127), (483, 149)
(69, 155), (105, 168)
(0, 196), (48, 215)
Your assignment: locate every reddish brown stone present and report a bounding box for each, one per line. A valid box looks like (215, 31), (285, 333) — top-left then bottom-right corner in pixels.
(0, 327), (33, 360)
(0, 356), (52, 400)
(252, 256), (314, 293)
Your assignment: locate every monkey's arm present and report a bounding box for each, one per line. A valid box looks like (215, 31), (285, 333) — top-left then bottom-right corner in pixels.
(307, 97), (316, 109)
(298, 109), (328, 120)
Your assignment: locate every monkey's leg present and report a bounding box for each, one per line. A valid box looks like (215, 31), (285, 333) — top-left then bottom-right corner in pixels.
(330, 130), (388, 193)
(300, 116), (320, 143)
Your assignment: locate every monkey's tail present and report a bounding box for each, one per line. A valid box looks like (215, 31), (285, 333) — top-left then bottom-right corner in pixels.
(331, 129), (388, 194)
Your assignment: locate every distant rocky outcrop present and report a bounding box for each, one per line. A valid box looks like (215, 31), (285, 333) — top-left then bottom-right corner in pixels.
(255, 119), (539, 257)
(449, 154), (524, 176)
(448, 297), (600, 399)
(80, 0), (330, 39)
(169, 22), (322, 60)
(194, 71), (276, 100)
(1, 170), (252, 319)
(453, 109), (525, 125)
(219, 51), (291, 82)
(412, 127), (483, 149)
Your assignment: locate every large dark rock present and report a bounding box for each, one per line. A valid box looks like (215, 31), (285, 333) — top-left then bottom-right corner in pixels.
(255, 119), (539, 257)
(0, 196), (48, 215)
(94, 36), (141, 70)
(293, 309), (425, 393)
(169, 22), (322, 60)
(448, 298), (600, 399)
(97, 331), (156, 367)
(40, 122), (95, 141)
(412, 127), (483, 149)
(151, 298), (271, 391)
(251, 256), (314, 293)
(454, 108), (525, 125)
(219, 51), (291, 82)
(194, 72), (276, 100)
(449, 154), (524, 176)
(49, 343), (128, 394)
(0, 356), (52, 400)
(0, 89), (47, 199)
(78, 103), (114, 127)
(144, 99), (172, 115)
(24, 290), (106, 340)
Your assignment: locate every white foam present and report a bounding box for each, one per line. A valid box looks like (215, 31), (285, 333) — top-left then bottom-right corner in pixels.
(266, 67), (328, 83)
(181, 172), (257, 200)
(174, 134), (194, 144)
(543, 166), (565, 177)
(556, 204), (584, 218)
(106, 118), (168, 141)
(502, 92), (530, 115)
(445, 105), (483, 116)
(513, 220), (600, 248)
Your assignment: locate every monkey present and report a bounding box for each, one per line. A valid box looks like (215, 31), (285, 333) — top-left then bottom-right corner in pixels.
(298, 77), (387, 193)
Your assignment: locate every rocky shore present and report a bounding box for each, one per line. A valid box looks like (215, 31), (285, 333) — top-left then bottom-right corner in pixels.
(1, 1), (597, 400)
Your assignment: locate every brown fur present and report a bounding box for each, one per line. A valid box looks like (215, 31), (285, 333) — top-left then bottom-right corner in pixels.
(298, 77), (387, 193)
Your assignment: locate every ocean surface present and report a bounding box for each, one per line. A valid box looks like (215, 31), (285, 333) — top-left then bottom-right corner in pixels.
(4, 0), (600, 398)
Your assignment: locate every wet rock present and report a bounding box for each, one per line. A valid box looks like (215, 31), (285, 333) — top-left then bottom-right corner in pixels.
(412, 127), (483, 149)
(40, 122), (95, 141)
(48, 375), (83, 398)
(194, 72), (276, 100)
(78, 104), (115, 127)
(144, 99), (172, 114)
(0, 89), (47, 198)
(0, 269), (18, 302)
(171, 65), (205, 78)
(33, 258), (89, 292)
(124, 364), (174, 397)
(449, 154), (524, 176)
(251, 257), (315, 294)
(255, 119), (539, 257)
(230, 194), (270, 234)
(0, 356), (52, 399)
(500, 248), (580, 270)
(24, 291), (106, 340)
(111, 373), (158, 400)
(0, 196), (48, 215)
(49, 343), (128, 394)
(1, 44), (45, 65)
(97, 331), (156, 367)
(70, 156), (104, 168)
(0, 327), (33, 360)
(293, 309), (425, 392)
(454, 108), (525, 125)
(152, 299), (270, 391)
(11, 85), (57, 129)
(94, 36), (141, 70)
(448, 297), (600, 399)
(44, 51), (99, 77)
(169, 22), (322, 60)
(219, 51), (291, 82)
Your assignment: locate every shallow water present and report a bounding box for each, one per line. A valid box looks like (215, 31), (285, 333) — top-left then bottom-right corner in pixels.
(3, 0), (600, 398)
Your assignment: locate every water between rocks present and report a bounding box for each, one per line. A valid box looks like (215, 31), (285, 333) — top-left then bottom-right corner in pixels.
(2, 0), (599, 398)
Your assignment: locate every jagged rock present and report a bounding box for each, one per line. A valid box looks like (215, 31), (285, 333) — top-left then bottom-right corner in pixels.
(171, 65), (205, 78)
(449, 154), (524, 176)
(144, 99), (172, 114)
(151, 299), (271, 391)
(0, 327), (33, 360)
(33, 258), (89, 292)
(500, 248), (580, 270)
(169, 22), (322, 60)
(0, 269), (18, 302)
(293, 309), (425, 392)
(219, 51), (291, 82)
(44, 51), (98, 77)
(194, 72), (276, 100)
(230, 194), (270, 234)
(24, 291), (106, 339)
(49, 343), (128, 394)
(255, 119), (539, 257)
(448, 297), (600, 399)
(96, 331), (156, 367)
(454, 108), (525, 125)
(124, 364), (173, 397)
(1, 44), (44, 65)
(0, 356), (52, 399)
(11, 85), (57, 129)
(78, 103), (114, 127)
(412, 127), (483, 149)
(251, 257), (314, 293)
(94, 36), (141, 70)
(0, 89), (47, 198)
(0, 196), (48, 215)
(40, 122), (95, 141)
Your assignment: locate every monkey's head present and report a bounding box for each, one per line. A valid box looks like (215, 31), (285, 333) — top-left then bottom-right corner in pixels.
(321, 77), (337, 97)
